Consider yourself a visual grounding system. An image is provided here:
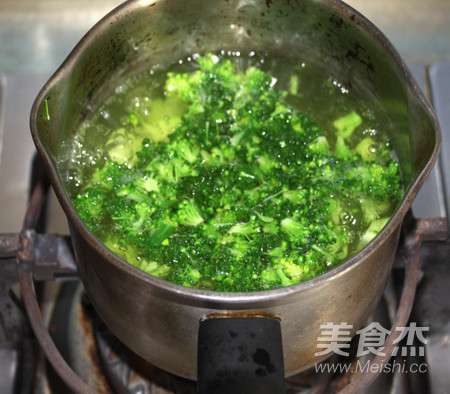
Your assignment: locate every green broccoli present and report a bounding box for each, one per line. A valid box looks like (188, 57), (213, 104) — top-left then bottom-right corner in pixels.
(261, 258), (307, 289)
(282, 189), (308, 205)
(280, 217), (307, 239)
(71, 53), (403, 292)
(228, 220), (260, 237)
(355, 137), (379, 161)
(139, 260), (171, 278)
(74, 188), (107, 232)
(308, 136), (330, 154)
(357, 217), (390, 249)
(176, 199), (204, 226)
(116, 184), (153, 205)
(105, 128), (136, 164)
(335, 136), (352, 159)
(333, 111), (362, 139)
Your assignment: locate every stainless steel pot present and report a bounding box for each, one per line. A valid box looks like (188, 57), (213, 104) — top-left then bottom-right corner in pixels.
(30, 0), (441, 382)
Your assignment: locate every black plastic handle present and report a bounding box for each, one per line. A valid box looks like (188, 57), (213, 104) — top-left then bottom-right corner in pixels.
(197, 316), (286, 394)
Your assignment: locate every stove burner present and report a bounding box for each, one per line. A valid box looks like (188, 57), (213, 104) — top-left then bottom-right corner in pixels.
(43, 280), (403, 394)
(45, 281), (197, 394)
(94, 302), (197, 394)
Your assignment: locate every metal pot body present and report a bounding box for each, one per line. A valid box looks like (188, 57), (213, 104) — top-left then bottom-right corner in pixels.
(30, 0), (440, 379)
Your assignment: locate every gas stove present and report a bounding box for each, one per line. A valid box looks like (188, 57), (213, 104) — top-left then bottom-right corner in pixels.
(0, 1), (449, 393)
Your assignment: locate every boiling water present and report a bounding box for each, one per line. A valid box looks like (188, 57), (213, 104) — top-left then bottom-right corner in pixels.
(66, 51), (401, 291)
(68, 51), (386, 194)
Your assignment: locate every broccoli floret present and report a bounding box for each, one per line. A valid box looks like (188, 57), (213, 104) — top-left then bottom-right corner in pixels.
(133, 175), (160, 193)
(201, 145), (236, 167)
(333, 111), (362, 139)
(282, 189), (308, 205)
(325, 230), (349, 261)
(116, 183), (153, 205)
(172, 158), (198, 181)
(308, 136), (330, 154)
(289, 74), (299, 96)
(277, 267), (295, 287)
(357, 217), (390, 249)
(228, 237), (250, 258)
(280, 217), (307, 239)
(103, 234), (140, 264)
(335, 136), (352, 160)
(140, 260), (171, 278)
(73, 188), (107, 232)
(261, 266), (279, 285)
(346, 161), (403, 200)
(133, 202), (155, 231)
(355, 137), (379, 161)
(261, 259), (306, 288)
(105, 128), (136, 164)
(257, 155), (279, 173)
(228, 220), (259, 236)
(166, 71), (203, 102)
(72, 52), (403, 293)
(137, 96), (186, 142)
(279, 259), (305, 282)
(86, 161), (124, 192)
(176, 199), (204, 226)
(180, 265), (202, 286)
(360, 199), (391, 224)
(168, 139), (200, 163)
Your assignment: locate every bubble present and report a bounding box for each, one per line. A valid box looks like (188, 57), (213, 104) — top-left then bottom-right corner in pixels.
(369, 144), (378, 153)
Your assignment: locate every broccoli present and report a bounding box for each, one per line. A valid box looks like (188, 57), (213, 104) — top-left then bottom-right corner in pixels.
(333, 111), (362, 139)
(261, 258), (308, 289)
(355, 137), (379, 162)
(280, 217), (308, 239)
(335, 136), (352, 159)
(105, 128), (136, 164)
(282, 189), (308, 205)
(176, 199), (204, 226)
(74, 188), (107, 233)
(116, 184), (153, 205)
(229, 220), (260, 237)
(357, 217), (390, 249)
(133, 96), (187, 143)
(308, 136), (330, 154)
(102, 95), (186, 165)
(140, 260), (171, 278)
(72, 53), (403, 292)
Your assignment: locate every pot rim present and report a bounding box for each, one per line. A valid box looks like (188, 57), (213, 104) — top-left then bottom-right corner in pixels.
(29, 0), (442, 306)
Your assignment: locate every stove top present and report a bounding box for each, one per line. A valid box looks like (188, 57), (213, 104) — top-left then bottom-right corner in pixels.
(0, 1), (449, 393)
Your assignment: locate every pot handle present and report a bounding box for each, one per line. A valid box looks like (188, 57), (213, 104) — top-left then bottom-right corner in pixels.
(197, 316), (286, 394)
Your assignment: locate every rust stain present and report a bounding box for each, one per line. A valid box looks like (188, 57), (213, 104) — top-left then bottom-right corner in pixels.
(206, 310), (280, 320)
(76, 303), (111, 394)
